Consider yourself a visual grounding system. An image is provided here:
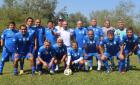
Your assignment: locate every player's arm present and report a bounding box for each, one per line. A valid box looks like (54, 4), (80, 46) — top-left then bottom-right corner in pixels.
(61, 47), (67, 63)
(66, 49), (71, 68)
(0, 39), (4, 47)
(99, 40), (104, 56)
(1, 31), (5, 47)
(34, 33), (37, 51)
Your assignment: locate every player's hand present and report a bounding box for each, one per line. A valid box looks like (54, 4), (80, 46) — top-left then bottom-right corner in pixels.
(71, 61), (75, 65)
(101, 55), (106, 60)
(119, 54), (124, 60)
(14, 53), (19, 59)
(34, 46), (37, 51)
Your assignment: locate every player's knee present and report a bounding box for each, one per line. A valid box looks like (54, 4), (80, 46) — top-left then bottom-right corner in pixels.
(54, 59), (58, 64)
(79, 60), (84, 65)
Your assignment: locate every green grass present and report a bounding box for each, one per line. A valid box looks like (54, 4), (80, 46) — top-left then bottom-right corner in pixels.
(0, 55), (140, 85)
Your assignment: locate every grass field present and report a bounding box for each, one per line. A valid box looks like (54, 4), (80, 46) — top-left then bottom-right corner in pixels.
(0, 55), (140, 85)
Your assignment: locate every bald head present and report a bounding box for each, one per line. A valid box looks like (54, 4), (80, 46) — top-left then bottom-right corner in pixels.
(77, 20), (83, 28)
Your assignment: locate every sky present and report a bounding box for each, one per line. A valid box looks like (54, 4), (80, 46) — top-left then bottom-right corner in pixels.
(0, 0), (139, 17)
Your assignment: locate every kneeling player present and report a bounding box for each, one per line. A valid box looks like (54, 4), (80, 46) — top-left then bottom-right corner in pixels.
(53, 38), (67, 71)
(83, 30), (100, 71)
(14, 25), (35, 75)
(122, 27), (140, 71)
(37, 40), (55, 75)
(99, 30), (125, 73)
(66, 42), (84, 71)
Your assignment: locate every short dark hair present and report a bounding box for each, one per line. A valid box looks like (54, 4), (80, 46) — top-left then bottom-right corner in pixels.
(8, 21), (16, 26)
(19, 24), (27, 29)
(107, 30), (114, 35)
(26, 17), (34, 22)
(47, 20), (54, 24)
(127, 27), (133, 32)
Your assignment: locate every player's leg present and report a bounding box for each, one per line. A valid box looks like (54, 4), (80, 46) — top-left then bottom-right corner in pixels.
(36, 59), (43, 75)
(124, 50), (130, 71)
(101, 53), (110, 73)
(0, 48), (9, 74)
(28, 53), (35, 75)
(48, 58), (55, 74)
(116, 52), (125, 73)
(13, 53), (20, 75)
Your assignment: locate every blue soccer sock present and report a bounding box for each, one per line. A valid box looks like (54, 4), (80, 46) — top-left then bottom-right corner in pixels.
(88, 60), (93, 68)
(37, 64), (42, 71)
(51, 64), (55, 72)
(32, 66), (35, 74)
(0, 61), (5, 73)
(20, 61), (24, 70)
(14, 68), (18, 75)
(125, 57), (130, 70)
(119, 60), (125, 72)
(103, 60), (110, 71)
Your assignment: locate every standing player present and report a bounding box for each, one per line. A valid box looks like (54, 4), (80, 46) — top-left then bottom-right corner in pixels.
(53, 38), (67, 71)
(73, 20), (87, 48)
(37, 40), (56, 75)
(88, 19), (103, 71)
(83, 30), (100, 71)
(60, 20), (71, 47)
(0, 22), (18, 75)
(45, 21), (58, 45)
(66, 42), (84, 71)
(102, 20), (115, 36)
(13, 25), (35, 75)
(122, 27), (140, 71)
(115, 20), (127, 40)
(55, 17), (64, 33)
(99, 30), (125, 73)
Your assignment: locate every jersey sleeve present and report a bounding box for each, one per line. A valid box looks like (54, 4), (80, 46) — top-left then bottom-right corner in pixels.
(38, 48), (42, 58)
(1, 30), (6, 40)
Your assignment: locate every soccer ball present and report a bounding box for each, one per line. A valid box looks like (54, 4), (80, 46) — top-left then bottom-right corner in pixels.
(64, 68), (72, 76)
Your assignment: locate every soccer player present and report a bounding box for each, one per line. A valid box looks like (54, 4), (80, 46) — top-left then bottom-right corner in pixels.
(0, 21), (18, 75)
(115, 20), (127, 40)
(83, 30), (100, 71)
(99, 30), (125, 73)
(88, 19), (104, 71)
(88, 19), (103, 40)
(66, 42), (84, 71)
(53, 38), (67, 71)
(37, 40), (56, 75)
(45, 21), (58, 45)
(73, 20), (87, 48)
(13, 25), (35, 75)
(102, 20), (115, 36)
(122, 27), (140, 71)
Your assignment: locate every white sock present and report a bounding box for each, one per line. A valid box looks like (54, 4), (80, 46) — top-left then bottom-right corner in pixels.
(97, 60), (102, 70)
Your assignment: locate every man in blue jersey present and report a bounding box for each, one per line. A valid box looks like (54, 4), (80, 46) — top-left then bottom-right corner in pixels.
(73, 20), (87, 48)
(45, 21), (58, 45)
(0, 22), (18, 75)
(66, 42), (84, 71)
(13, 25), (35, 75)
(53, 38), (67, 71)
(88, 19), (103, 40)
(99, 30), (125, 73)
(88, 19), (104, 71)
(122, 27), (140, 71)
(36, 40), (56, 75)
(83, 30), (100, 71)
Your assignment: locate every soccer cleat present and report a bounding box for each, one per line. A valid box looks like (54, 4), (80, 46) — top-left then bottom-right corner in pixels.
(19, 70), (24, 75)
(14, 72), (18, 76)
(50, 70), (54, 75)
(54, 65), (59, 71)
(0, 73), (3, 75)
(89, 67), (93, 71)
(38, 71), (42, 75)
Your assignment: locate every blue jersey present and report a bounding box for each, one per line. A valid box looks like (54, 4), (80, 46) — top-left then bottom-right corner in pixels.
(73, 27), (87, 48)
(88, 25), (103, 40)
(38, 46), (56, 61)
(45, 28), (58, 45)
(27, 26), (36, 46)
(14, 32), (32, 55)
(83, 36), (99, 53)
(100, 36), (121, 55)
(1, 29), (18, 52)
(67, 48), (83, 61)
(35, 26), (45, 47)
(122, 34), (138, 51)
(53, 44), (67, 58)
